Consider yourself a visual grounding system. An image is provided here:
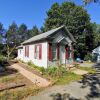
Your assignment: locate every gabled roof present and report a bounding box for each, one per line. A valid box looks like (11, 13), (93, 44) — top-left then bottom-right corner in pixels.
(22, 25), (76, 45)
(92, 46), (100, 54)
(16, 45), (23, 49)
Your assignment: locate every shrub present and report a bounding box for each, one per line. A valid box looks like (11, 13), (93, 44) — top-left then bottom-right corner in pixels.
(46, 67), (67, 78)
(27, 61), (67, 78)
(0, 54), (7, 66)
(27, 61), (33, 66)
(84, 53), (92, 61)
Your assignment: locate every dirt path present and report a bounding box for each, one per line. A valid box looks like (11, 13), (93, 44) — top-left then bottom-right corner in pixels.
(10, 63), (51, 87)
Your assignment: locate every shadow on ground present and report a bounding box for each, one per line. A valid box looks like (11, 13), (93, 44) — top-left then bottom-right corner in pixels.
(79, 62), (100, 100)
(50, 93), (82, 100)
(49, 63), (100, 100)
(0, 67), (18, 77)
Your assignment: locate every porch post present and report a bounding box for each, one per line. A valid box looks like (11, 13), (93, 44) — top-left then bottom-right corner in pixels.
(69, 43), (73, 64)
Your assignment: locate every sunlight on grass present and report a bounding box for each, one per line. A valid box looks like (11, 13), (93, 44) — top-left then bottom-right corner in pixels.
(51, 72), (82, 85)
(0, 73), (23, 83)
(0, 86), (42, 100)
(78, 66), (96, 74)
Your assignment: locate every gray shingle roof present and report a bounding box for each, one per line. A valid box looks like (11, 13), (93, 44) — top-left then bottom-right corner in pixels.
(22, 25), (76, 44)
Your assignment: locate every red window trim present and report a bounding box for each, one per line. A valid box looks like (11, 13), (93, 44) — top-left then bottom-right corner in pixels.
(34, 44), (42, 60)
(25, 46), (29, 57)
(66, 47), (69, 59)
(39, 44), (42, 59)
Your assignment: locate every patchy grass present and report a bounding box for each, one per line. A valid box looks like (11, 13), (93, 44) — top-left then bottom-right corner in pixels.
(27, 61), (45, 74)
(0, 86), (42, 100)
(27, 61), (82, 85)
(0, 73), (26, 84)
(78, 66), (96, 74)
(0, 72), (42, 100)
(52, 72), (82, 85)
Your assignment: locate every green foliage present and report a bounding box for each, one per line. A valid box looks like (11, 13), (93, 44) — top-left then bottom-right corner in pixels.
(27, 61), (67, 77)
(46, 67), (67, 78)
(84, 53), (92, 61)
(27, 62), (82, 85)
(0, 54), (7, 66)
(4, 23), (40, 59)
(42, 2), (94, 59)
(77, 66), (96, 74)
(17, 23), (28, 44)
(54, 72), (82, 85)
(29, 25), (40, 36)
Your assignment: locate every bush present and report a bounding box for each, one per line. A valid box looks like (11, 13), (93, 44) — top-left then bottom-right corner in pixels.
(84, 53), (92, 61)
(27, 61), (67, 78)
(0, 54), (7, 66)
(46, 67), (67, 78)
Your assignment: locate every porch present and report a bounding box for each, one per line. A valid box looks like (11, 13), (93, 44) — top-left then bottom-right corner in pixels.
(47, 37), (74, 67)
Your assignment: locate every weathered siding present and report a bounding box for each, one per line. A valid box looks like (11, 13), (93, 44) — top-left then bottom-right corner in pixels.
(23, 42), (48, 68)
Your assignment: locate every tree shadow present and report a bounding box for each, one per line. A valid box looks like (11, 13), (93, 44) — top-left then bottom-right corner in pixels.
(78, 63), (100, 100)
(93, 62), (100, 71)
(0, 67), (18, 77)
(49, 63), (100, 100)
(50, 93), (82, 100)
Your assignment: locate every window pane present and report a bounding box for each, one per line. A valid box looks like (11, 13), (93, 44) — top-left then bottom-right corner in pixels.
(52, 44), (57, 60)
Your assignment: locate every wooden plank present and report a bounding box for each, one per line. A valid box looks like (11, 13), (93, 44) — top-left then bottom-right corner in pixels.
(0, 83), (25, 92)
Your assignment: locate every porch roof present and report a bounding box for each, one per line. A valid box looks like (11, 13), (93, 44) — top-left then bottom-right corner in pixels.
(22, 25), (76, 45)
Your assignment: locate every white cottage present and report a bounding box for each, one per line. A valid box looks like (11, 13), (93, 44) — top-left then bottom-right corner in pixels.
(92, 46), (100, 62)
(17, 26), (76, 68)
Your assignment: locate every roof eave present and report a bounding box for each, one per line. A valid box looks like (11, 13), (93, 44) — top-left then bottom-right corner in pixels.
(64, 26), (76, 43)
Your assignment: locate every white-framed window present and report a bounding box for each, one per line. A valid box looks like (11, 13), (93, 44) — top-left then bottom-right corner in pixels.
(52, 44), (57, 60)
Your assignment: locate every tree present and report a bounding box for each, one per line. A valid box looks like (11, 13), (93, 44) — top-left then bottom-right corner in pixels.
(0, 22), (5, 54)
(0, 23), (5, 43)
(40, 26), (45, 33)
(93, 23), (100, 47)
(29, 25), (40, 36)
(43, 2), (94, 59)
(5, 22), (18, 60)
(17, 24), (28, 43)
(83, 0), (99, 4)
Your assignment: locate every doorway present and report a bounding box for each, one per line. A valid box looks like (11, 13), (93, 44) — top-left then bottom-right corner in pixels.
(60, 45), (66, 64)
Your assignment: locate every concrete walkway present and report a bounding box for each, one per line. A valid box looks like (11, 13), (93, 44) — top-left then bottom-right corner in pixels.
(10, 64), (50, 87)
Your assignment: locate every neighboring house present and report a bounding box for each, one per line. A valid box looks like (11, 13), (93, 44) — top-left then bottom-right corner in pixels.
(17, 26), (76, 68)
(92, 46), (100, 62)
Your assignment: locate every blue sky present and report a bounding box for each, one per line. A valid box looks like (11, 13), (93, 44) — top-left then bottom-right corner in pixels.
(0, 0), (100, 29)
